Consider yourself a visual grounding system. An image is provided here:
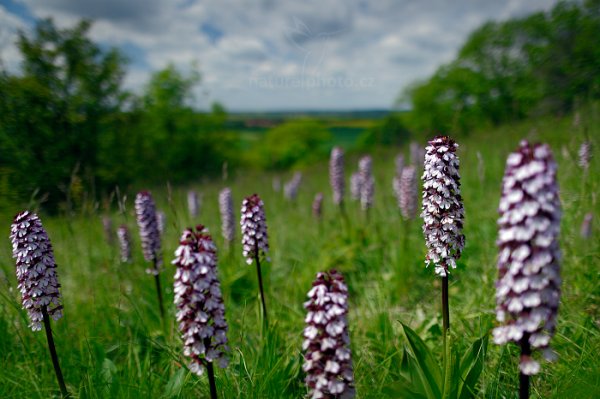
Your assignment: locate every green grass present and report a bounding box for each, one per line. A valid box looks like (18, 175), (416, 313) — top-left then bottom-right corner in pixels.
(0, 112), (598, 398)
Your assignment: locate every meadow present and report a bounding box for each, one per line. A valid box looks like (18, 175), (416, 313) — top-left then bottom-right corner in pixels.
(0, 112), (598, 399)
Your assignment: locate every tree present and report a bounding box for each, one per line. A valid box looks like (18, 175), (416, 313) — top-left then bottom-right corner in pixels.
(0, 18), (127, 211)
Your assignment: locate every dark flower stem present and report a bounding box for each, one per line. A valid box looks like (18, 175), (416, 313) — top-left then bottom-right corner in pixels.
(41, 306), (69, 398)
(520, 334), (531, 399)
(442, 276), (450, 333)
(254, 243), (268, 328)
(153, 258), (164, 319)
(204, 338), (218, 399)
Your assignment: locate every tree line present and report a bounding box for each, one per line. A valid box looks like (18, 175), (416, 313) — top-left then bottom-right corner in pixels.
(0, 19), (234, 213)
(401, 0), (600, 135)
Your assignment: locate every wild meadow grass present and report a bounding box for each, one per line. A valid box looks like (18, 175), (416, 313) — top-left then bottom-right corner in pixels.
(0, 114), (598, 398)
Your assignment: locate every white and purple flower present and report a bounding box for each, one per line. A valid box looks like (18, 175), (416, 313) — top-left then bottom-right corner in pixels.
(421, 136), (465, 277)
(173, 226), (229, 375)
(303, 270), (355, 399)
(493, 140), (562, 375)
(10, 211), (63, 331)
(241, 194), (270, 265)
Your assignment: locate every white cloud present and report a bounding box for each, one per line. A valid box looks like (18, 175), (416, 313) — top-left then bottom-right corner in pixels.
(3, 0), (560, 110)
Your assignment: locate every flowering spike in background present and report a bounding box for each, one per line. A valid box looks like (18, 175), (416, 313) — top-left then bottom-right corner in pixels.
(580, 212), (593, 239)
(156, 210), (166, 236)
(330, 146), (345, 207)
(188, 190), (200, 218)
(578, 141), (591, 171)
(173, 226), (229, 399)
(313, 192), (324, 219)
(358, 156), (374, 211)
(135, 191), (164, 318)
(284, 172), (303, 201)
(10, 211), (69, 397)
(493, 141), (561, 385)
(398, 165), (418, 220)
(303, 270), (355, 399)
(117, 225), (132, 263)
(135, 191), (162, 273)
(350, 172), (362, 201)
(102, 216), (114, 245)
(241, 194), (270, 325)
(219, 188), (235, 245)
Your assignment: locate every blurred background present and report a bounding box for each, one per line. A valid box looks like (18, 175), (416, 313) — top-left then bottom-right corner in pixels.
(0, 0), (598, 213)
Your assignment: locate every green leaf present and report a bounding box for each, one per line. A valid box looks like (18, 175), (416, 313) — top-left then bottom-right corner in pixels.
(457, 334), (489, 399)
(441, 334), (459, 399)
(401, 322), (442, 399)
(163, 367), (187, 398)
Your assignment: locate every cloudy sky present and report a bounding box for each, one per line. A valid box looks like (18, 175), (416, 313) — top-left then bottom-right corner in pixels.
(0, 0), (558, 111)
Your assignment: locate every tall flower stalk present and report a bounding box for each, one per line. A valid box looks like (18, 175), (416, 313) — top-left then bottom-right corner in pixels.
(156, 210), (166, 236)
(173, 226), (229, 399)
(135, 191), (164, 319)
(350, 172), (362, 201)
(398, 165), (418, 220)
(313, 192), (324, 219)
(421, 136), (465, 335)
(219, 188), (235, 247)
(10, 211), (69, 398)
(188, 190), (200, 218)
(493, 141), (561, 399)
(284, 172), (303, 201)
(117, 225), (132, 263)
(102, 216), (114, 245)
(241, 194), (270, 326)
(303, 270), (355, 398)
(578, 141), (591, 171)
(330, 147), (345, 209)
(580, 212), (593, 239)
(358, 156), (374, 214)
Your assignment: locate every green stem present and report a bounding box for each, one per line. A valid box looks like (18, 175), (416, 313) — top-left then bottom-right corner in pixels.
(520, 334), (531, 399)
(442, 275), (450, 333)
(41, 306), (69, 398)
(204, 337), (219, 399)
(254, 247), (268, 328)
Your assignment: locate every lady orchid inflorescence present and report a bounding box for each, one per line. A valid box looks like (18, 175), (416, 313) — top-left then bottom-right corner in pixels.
(349, 172), (362, 201)
(241, 194), (270, 265)
(10, 211), (63, 331)
(358, 156), (374, 211)
(173, 226), (229, 375)
(421, 136), (465, 276)
(398, 165), (418, 220)
(135, 191), (162, 274)
(303, 270), (355, 399)
(219, 188), (235, 244)
(313, 192), (324, 219)
(330, 147), (345, 206)
(117, 225), (132, 263)
(493, 141), (562, 376)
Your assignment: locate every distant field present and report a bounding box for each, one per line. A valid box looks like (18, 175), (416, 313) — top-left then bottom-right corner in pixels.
(236, 117), (378, 151)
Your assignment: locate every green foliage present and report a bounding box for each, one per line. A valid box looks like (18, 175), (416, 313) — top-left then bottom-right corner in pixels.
(357, 113), (412, 149)
(402, 0), (600, 135)
(389, 323), (488, 399)
(258, 119), (332, 169)
(0, 19), (233, 213)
